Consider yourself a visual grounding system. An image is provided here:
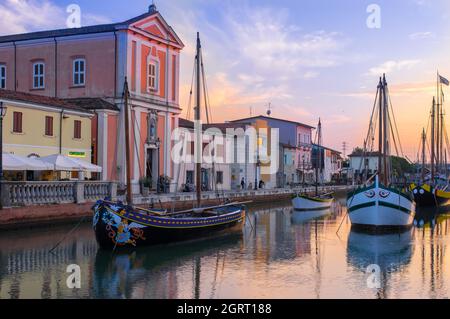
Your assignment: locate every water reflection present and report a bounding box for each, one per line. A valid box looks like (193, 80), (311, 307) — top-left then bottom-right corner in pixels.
(92, 233), (242, 299)
(347, 229), (413, 298)
(1, 198), (450, 298)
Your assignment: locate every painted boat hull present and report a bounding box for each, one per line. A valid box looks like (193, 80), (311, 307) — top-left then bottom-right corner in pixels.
(347, 183), (415, 229)
(410, 183), (450, 208)
(92, 201), (246, 249)
(292, 195), (333, 211)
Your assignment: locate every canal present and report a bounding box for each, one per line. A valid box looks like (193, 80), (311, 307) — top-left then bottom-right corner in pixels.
(1, 194), (449, 299)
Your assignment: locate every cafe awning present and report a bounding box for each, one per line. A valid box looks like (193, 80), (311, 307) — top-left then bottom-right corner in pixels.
(70, 158), (103, 173)
(2, 153), (54, 171)
(40, 154), (84, 171)
(40, 154), (102, 172)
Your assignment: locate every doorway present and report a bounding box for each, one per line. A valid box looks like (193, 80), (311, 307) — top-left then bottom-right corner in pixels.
(146, 147), (158, 190)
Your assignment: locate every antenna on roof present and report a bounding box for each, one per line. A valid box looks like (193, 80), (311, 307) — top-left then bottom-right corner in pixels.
(266, 102), (272, 116)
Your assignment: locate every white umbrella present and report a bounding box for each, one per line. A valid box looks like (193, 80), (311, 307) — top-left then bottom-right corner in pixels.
(40, 154), (84, 171)
(70, 158), (103, 173)
(2, 153), (54, 171)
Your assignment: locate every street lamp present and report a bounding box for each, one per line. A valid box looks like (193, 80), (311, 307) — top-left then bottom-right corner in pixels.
(0, 101), (8, 210)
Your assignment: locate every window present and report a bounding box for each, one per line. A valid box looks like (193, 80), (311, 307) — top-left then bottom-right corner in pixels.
(186, 171), (194, 184)
(216, 171), (224, 185)
(73, 59), (85, 86)
(45, 116), (53, 136)
(74, 120), (82, 139)
(13, 112), (23, 133)
(147, 60), (158, 92)
(33, 62), (45, 89)
(0, 64), (6, 89)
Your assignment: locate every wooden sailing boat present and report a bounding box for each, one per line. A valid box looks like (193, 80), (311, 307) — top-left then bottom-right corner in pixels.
(292, 119), (334, 210)
(92, 33), (247, 249)
(411, 72), (450, 207)
(347, 75), (415, 229)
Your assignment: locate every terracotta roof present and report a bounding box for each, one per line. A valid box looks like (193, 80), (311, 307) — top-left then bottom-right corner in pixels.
(64, 98), (119, 111)
(0, 89), (92, 114)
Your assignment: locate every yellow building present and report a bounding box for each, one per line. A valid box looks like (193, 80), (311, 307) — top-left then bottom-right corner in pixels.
(0, 90), (93, 179)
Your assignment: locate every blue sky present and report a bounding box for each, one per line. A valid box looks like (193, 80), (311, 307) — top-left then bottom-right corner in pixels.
(1, 0), (450, 158)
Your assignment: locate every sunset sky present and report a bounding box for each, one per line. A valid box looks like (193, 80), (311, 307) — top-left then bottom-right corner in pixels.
(1, 0), (450, 159)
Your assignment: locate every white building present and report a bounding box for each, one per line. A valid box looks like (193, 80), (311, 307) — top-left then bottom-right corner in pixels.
(348, 151), (380, 182)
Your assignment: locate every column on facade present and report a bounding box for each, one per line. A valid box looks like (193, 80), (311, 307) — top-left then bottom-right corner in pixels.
(97, 111), (109, 181)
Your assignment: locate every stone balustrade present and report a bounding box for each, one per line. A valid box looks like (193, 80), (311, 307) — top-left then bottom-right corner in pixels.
(1, 181), (117, 208)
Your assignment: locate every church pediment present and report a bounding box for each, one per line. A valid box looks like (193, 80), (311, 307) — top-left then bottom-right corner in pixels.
(130, 13), (183, 48)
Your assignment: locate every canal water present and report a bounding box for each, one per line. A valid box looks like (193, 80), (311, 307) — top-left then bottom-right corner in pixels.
(1, 194), (449, 299)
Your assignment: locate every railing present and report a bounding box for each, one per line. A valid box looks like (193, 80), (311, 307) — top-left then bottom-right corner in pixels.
(1, 181), (117, 208)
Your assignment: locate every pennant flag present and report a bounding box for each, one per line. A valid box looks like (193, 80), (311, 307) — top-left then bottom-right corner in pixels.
(439, 75), (449, 86)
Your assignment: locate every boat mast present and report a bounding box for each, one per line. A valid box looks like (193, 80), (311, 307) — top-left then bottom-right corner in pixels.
(315, 119), (322, 196)
(378, 77), (383, 184)
(421, 128), (426, 182)
(382, 75), (389, 185)
(195, 32), (202, 207)
(124, 77), (132, 205)
(431, 97), (436, 182)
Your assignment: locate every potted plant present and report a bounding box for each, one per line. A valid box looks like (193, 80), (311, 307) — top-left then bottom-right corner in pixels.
(139, 177), (151, 196)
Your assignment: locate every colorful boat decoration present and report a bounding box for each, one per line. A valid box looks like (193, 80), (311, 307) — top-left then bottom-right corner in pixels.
(410, 182), (450, 208)
(92, 33), (249, 250)
(347, 75), (415, 230)
(292, 119), (334, 210)
(93, 200), (246, 249)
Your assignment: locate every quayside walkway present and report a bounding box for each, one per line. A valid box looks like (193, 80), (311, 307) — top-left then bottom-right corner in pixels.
(0, 184), (351, 229)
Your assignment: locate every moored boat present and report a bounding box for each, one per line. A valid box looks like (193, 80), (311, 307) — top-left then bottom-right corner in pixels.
(292, 194), (333, 211)
(292, 119), (334, 210)
(411, 73), (450, 208)
(93, 200), (246, 248)
(347, 75), (415, 230)
(348, 176), (415, 229)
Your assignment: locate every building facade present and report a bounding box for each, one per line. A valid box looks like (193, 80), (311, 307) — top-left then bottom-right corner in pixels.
(232, 115), (314, 187)
(0, 4), (184, 193)
(312, 145), (343, 183)
(0, 90), (93, 180)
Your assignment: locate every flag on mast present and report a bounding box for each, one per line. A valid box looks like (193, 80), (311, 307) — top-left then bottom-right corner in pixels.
(439, 75), (449, 86)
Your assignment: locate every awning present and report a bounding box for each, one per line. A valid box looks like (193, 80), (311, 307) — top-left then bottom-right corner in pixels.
(70, 158), (103, 173)
(2, 153), (54, 171)
(40, 154), (84, 171)
(40, 154), (102, 172)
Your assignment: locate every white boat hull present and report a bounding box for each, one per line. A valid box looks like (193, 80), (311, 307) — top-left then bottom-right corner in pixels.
(292, 195), (333, 211)
(347, 181), (415, 228)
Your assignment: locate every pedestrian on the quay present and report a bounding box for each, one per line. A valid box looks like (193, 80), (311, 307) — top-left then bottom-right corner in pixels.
(241, 178), (246, 190)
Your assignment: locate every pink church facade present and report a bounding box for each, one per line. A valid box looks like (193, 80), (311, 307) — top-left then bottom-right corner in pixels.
(0, 4), (184, 192)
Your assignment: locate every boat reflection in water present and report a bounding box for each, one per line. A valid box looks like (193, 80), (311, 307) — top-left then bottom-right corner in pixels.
(291, 209), (331, 225)
(347, 228), (413, 298)
(93, 232), (243, 299)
